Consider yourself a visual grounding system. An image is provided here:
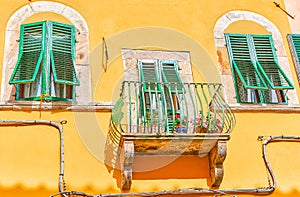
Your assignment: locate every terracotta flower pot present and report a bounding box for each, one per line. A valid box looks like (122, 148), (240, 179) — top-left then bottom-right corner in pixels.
(195, 126), (207, 133)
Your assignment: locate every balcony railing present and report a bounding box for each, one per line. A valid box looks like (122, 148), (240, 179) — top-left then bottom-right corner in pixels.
(105, 81), (236, 189)
(109, 81), (235, 136)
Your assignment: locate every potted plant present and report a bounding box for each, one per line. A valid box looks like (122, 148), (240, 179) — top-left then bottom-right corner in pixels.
(206, 113), (222, 133)
(189, 113), (208, 133)
(173, 113), (187, 133)
(190, 112), (222, 133)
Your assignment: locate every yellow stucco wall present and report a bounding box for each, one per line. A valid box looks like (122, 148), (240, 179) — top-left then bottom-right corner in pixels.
(0, 0), (300, 196)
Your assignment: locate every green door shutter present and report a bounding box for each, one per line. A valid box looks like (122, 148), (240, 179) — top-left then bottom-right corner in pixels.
(225, 34), (268, 90)
(9, 21), (46, 84)
(138, 60), (160, 92)
(287, 34), (300, 83)
(50, 22), (79, 85)
(252, 35), (293, 90)
(160, 60), (184, 93)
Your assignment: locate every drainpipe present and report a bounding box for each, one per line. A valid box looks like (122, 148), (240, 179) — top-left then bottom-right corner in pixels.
(0, 120), (66, 194)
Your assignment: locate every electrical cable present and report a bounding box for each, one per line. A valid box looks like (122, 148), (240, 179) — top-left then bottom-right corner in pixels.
(49, 135), (300, 197)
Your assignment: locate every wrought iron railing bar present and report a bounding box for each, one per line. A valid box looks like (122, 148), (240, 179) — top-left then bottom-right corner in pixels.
(187, 83), (197, 133)
(218, 86), (234, 133)
(147, 82), (154, 133)
(160, 83), (170, 133)
(217, 84), (229, 132)
(228, 108), (236, 133)
(214, 94), (227, 132)
(210, 84), (223, 132)
(214, 88), (235, 133)
(181, 84), (189, 133)
(194, 84), (204, 131)
(214, 94), (226, 132)
(215, 85), (235, 133)
(201, 83), (210, 130)
(225, 112), (233, 133)
(174, 85), (180, 118)
(154, 82), (161, 133)
(220, 103), (230, 133)
(173, 85), (179, 131)
(134, 82), (139, 131)
(213, 84), (225, 132)
(141, 83), (147, 133)
(173, 83), (185, 133)
(128, 82), (132, 133)
(167, 82), (176, 133)
(206, 84), (214, 132)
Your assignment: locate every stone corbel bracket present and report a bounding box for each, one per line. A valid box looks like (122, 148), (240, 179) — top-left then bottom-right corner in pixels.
(208, 140), (227, 189)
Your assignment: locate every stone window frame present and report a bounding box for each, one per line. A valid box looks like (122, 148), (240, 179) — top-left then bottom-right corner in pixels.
(122, 49), (194, 83)
(287, 34), (300, 84)
(2, 1), (91, 104)
(214, 10), (298, 106)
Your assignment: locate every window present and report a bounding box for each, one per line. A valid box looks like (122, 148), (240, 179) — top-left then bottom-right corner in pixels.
(138, 60), (184, 110)
(138, 59), (184, 131)
(138, 60), (161, 111)
(9, 21), (80, 101)
(225, 33), (293, 104)
(287, 34), (300, 84)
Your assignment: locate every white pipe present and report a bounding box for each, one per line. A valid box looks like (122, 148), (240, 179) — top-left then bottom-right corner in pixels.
(55, 135), (300, 197)
(0, 120), (66, 193)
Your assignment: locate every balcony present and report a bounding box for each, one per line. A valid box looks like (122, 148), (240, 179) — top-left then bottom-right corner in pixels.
(105, 81), (235, 190)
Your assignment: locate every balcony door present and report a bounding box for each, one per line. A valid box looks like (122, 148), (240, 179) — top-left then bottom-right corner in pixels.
(138, 59), (184, 132)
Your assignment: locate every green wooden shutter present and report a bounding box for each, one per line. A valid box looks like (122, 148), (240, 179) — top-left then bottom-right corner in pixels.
(50, 22), (79, 85)
(160, 60), (184, 93)
(9, 21), (46, 84)
(252, 35), (293, 90)
(287, 34), (300, 82)
(225, 34), (268, 90)
(138, 60), (160, 92)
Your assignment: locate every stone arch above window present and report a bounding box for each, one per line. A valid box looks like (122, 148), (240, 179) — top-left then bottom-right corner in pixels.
(214, 10), (298, 105)
(2, 1), (91, 103)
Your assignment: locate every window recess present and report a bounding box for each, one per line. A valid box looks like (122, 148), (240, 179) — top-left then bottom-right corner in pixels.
(9, 21), (80, 101)
(225, 33), (293, 104)
(287, 34), (300, 84)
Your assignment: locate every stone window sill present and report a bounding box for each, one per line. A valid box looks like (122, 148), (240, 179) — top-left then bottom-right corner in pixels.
(0, 100), (114, 112)
(229, 103), (300, 112)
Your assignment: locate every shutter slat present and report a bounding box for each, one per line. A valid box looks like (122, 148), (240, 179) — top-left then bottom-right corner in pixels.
(50, 22), (79, 86)
(252, 35), (294, 89)
(225, 34), (267, 90)
(139, 61), (160, 92)
(287, 34), (300, 83)
(160, 61), (184, 93)
(9, 22), (45, 84)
